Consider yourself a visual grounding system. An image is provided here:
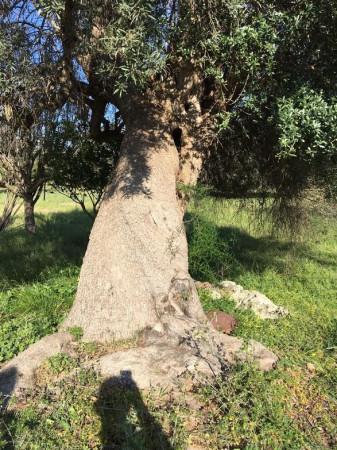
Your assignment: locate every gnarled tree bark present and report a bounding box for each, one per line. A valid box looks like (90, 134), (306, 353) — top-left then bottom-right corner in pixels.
(63, 104), (206, 341)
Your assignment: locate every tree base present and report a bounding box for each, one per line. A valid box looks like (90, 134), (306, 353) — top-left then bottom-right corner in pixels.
(0, 318), (277, 403)
(95, 316), (277, 390)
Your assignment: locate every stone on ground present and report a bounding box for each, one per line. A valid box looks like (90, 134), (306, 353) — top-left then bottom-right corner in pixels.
(206, 310), (237, 334)
(0, 318), (278, 399)
(196, 280), (288, 319)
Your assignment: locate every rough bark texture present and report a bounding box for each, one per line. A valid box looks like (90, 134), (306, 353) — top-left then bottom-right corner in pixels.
(96, 317), (278, 390)
(63, 109), (206, 342)
(0, 321), (278, 398)
(23, 193), (36, 234)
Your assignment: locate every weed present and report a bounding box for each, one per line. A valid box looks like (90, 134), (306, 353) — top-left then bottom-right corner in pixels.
(68, 327), (83, 342)
(47, 354), (77, 376)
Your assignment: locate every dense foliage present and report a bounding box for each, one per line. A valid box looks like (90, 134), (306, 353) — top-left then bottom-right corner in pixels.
(0, 1), (336, 217)
(201, 1), (337, 217)
(48, 104), (120, 216)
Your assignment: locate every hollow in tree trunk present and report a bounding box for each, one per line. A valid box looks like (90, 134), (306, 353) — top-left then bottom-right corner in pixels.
(63, 116), (206, 342)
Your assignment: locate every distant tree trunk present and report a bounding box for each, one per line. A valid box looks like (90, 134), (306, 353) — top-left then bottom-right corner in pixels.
(63, 106), (206, 342)
(23, 193), (36, 234)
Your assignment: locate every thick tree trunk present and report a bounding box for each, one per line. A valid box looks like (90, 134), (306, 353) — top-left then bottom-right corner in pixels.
(24, 193), (36, 234)
(63, 118), (206, 342)
(1, 117), (278, 395)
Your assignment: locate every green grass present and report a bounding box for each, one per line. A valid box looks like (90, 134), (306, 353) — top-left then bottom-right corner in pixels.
(0, 191), (91, 362)
(187, 198), (337, 449)
(0, 193), (337, 449)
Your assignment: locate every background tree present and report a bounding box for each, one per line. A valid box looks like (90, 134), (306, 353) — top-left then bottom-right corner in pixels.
(0, 5), (121, 230)
(0, 0), (73, 232)
(0, 117), (49, 233)
(48, 102), (122, 217)
(203, 0), (337, 228)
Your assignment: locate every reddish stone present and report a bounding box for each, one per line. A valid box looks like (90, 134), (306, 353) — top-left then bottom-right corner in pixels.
(207, 310), (237, 334)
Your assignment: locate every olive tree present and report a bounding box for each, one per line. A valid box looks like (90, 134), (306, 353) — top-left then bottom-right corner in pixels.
(1, 0), (337, 384)
(0, 7), (67, 233)
(0, 189), (20, 232)
(0, 119), (49, 233)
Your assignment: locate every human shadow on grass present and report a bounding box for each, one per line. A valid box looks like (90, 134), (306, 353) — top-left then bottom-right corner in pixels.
(0, 367), (17, 412)
(96, 371), (173, 450)
(0, 367), (18, 449)
(0, 210), (92, 286)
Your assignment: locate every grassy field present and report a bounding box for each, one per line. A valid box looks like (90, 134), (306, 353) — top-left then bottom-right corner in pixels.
(0, 192), (336, 449)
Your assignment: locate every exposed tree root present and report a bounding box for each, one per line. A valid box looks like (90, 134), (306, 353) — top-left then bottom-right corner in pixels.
(0, 317), (277, 402)
(95, 316), (277, 390)
(0, 333), (74, 404)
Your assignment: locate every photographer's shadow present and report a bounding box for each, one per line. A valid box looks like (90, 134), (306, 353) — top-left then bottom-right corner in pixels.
(96, 370), (174, 450)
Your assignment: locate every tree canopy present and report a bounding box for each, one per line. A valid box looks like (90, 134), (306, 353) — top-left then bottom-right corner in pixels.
(0, 1), (336, 211)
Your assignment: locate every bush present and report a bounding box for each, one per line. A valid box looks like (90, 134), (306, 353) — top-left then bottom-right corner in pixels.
(187, 214), (232, 283)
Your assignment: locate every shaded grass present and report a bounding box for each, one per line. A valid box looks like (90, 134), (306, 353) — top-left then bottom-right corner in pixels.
(0, 209), (91, 287)
(0, 194), (92, 363)
(188, 198), (337, 366)
(0, 194), (336, 449)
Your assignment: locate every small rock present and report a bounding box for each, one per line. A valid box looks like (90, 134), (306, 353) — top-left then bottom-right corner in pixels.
(220, 335), (278, 370)
(209, 289), (222, 300)
(219, 280), (288, 320)
(195, 281), (223, 299)
(247, 340), (278, 371)
(207, 310), (237, 334)
(220, 280), (240, 292)
(195, 281), (214, 290)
